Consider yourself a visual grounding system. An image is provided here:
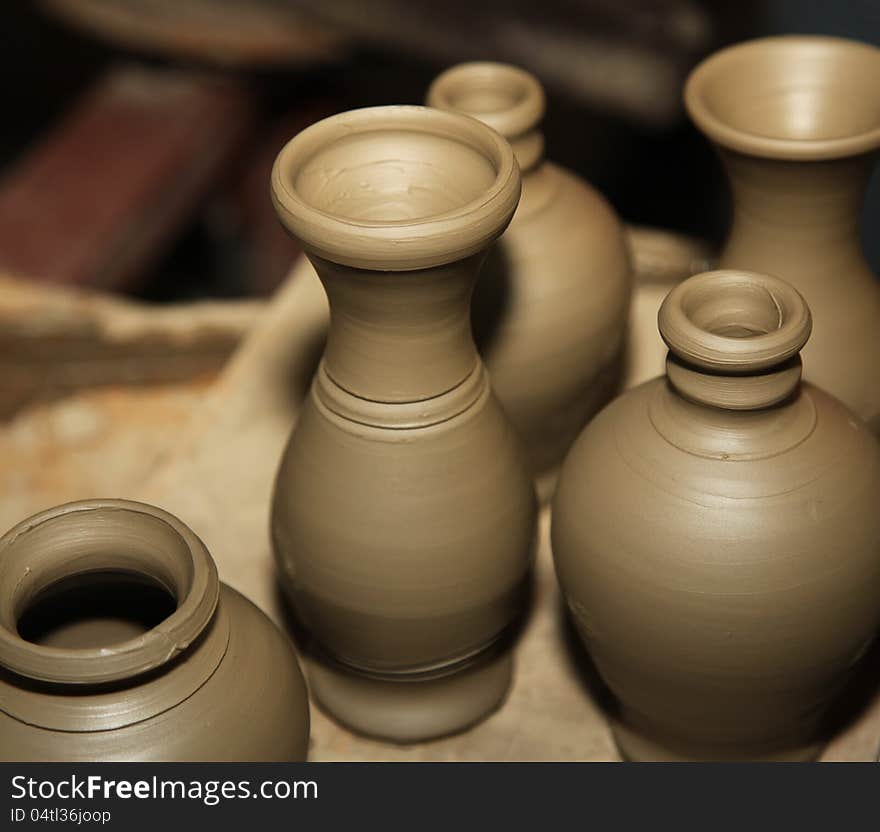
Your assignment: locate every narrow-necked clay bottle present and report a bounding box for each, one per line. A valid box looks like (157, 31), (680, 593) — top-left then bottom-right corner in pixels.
(427, 62), (632, 500)
(270, 106), (537, 742)
(552, 270), (880, 761)
(685, 35), (880, 434)
(0, 499), (310, 761)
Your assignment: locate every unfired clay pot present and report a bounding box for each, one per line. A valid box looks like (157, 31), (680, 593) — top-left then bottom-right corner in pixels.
(0, 499), (310, 761)
(552, 269), (880, 761)
(427, 62), (632, 500)
(270, 106), (537, 742)
(685, 35), (880, 435)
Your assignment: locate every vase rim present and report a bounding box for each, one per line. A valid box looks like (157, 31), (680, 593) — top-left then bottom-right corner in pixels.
(426, 62), (545, 140)
(0, 499), (220, 685)
(685, 35), (880, 161)
(271, 105), (521, 271)
(659, 270), (812, 374)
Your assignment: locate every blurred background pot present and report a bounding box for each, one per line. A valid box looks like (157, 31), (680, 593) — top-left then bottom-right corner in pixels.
(427, 62), (632, 501)
(552, 270), (880, 761)
(0, 499), (310, 761)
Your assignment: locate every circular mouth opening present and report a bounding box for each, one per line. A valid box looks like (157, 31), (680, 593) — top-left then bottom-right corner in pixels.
(659, 270), (811, 372)
(0, 500), (218, 685)
(426, 62), (545, 138)
(292, 126), (497, 223)
(17, 571), (177, 650)
(685, 36), (880, 159)
(271, 105), (521, 270)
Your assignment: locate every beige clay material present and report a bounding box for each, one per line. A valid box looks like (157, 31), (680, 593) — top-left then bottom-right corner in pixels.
(269, 106), (537, 741)
(0, 499), (310, 761)
(685, 35), (880, 434)
(428, 63), (632, 500)
(552, 269), (880, 761)
(5, 248), (880, 759)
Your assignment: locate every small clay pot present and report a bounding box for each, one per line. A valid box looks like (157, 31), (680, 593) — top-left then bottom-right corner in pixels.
(685, 35), (880, 434)
(270, 105), (537, 742)
(0, 500), (310, 761)
(552, 270), (880, 761)
(427, 62), (632, 500)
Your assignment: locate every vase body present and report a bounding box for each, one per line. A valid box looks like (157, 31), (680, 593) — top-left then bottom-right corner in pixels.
(685, 35), (880, 434)
(427, 63), (632, 500)
(270, 106), (536, 742)
(0, 500), (310, 761)
(552, 270), (880, 761)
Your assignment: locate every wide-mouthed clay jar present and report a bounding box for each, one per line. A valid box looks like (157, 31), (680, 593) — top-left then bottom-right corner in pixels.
(0, 500), (310, 761)
(552, 270), (880, 761)
(685, 35), (880, 435)
(427, 62), (632, 500)
(270, 106), (537, 742)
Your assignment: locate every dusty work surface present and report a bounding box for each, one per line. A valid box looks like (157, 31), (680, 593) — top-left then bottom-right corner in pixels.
(1, 247), (878, 761)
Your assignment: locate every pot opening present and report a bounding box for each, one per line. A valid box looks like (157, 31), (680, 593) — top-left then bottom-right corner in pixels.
(0, 500), (219, 685)
(427, 63), (545, 141)
(686, 37), (880, 157)
(659, 270), (812, 374)
(446, 82), (526, 116)
(291, 128), (497, 223)
(17, 570), (177, 650)
(682, 281), (782, 340)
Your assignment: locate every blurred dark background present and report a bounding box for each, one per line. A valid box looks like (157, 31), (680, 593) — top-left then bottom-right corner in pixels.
(0, 0), (878, 302)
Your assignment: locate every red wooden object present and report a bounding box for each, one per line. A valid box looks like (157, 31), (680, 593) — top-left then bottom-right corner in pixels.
(0, 65), (256, 290)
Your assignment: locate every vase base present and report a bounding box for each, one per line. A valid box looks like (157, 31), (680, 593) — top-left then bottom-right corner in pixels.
(308, 651), (513, 743)
(612, 720), (824, 762)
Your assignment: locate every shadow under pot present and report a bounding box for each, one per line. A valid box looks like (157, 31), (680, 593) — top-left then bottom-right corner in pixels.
(269, 105), (537, 743)
(552, 269), (880, 761)
(685, 35), (880, 435)
(0, 499), (310, 761)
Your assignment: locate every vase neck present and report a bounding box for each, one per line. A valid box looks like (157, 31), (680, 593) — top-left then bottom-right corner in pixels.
(658, 269), (812, 411)
(719, 148), (874, 282)
(311, 253), (482, 404)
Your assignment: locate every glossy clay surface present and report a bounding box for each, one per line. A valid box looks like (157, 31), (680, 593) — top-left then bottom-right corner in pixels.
(686, 35), (880, 434)
(271, 106), (536, 742)
(0, 500), (310, 761)
(428, 63), (632, 499)
(553, 270), (880, 761)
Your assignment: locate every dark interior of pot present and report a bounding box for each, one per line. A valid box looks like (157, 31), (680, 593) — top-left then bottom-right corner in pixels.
(17, 570), (177, 650)
(292, 129), (497, 222)
(694, 39), (880, 142)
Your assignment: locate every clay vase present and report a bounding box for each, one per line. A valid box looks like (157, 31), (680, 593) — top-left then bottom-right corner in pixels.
(552, 269), (880, 761)
(685, 35), (880, 435)
(269, 106), (537, 742)
(0, 499), (310, 761)
(427, 62), (632, 500)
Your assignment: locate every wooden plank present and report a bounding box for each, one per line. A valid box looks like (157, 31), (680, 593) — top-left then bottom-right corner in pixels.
(0, 65), (256, 290)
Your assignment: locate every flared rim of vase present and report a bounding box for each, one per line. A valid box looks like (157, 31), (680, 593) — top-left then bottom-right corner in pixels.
(271, 105), (521, 271)
(0, 499), (220, 685)
(658, 269), (812, 373)
(685, 35), (880, 161)
(426, 61), (545, 140)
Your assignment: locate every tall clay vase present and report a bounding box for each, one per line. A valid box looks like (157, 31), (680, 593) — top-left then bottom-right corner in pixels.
(427, 63), (632, 501)
(270, 106), (537, 742)
(685, 35), (880, 435)
(552, 270), (880, 761)
(0, 500), (310, 761)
